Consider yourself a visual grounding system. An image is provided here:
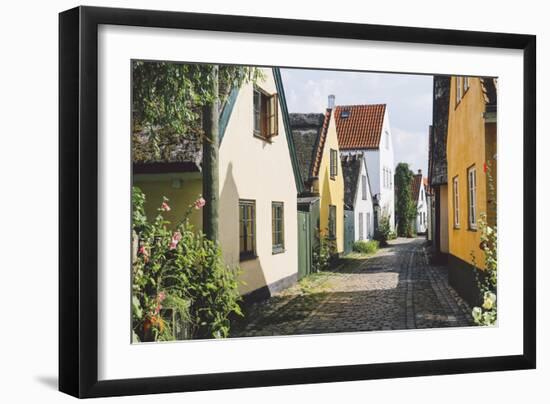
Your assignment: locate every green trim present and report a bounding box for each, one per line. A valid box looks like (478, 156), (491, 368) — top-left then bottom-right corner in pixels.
(273, 67), (305, 194)
(219, 86), (239, 142)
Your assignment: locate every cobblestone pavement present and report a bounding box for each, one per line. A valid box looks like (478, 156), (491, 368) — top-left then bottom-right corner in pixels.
(230, 237), (474, 337)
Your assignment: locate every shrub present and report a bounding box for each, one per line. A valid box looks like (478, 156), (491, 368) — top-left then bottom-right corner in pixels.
(312, 229), (336, 273)
(471, 162), (497, 326)
(374, 214), (392, 246)
(132, 186), (242, 342)
(352, 240), (379, 254)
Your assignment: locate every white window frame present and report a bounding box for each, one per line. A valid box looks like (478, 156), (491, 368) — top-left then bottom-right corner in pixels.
(453, 176), (460, 228)
(361, 175), (367, 200)
(468, 166), (477, 229)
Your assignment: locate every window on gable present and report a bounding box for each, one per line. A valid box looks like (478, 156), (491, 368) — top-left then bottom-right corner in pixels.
(361, 175), (367, 200)
(253, 87), (278, 140)
(330, 149), (338, 178)
(239, 200), (256, 260)
(272, 202), (285, 253)
(328, 205), (337, 239)
(385, 131), (390, 150)
(453, 176), (460, 228)
(463, 76), (470, 93)
(468, 165), (477, 230)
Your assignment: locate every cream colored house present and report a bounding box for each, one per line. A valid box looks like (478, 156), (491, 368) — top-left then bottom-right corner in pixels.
(134, 67), (304, 301)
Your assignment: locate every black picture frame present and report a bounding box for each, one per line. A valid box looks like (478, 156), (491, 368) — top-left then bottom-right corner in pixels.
(59, 5), (536, 398)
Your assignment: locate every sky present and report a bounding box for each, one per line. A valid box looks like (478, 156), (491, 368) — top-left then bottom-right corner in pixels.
(280, 68), (433, 176)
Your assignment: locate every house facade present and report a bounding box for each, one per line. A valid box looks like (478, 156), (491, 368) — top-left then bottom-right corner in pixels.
(429, 77), (451, 263)
(133, 67), (303, 301)
(342, 153), (375, 241)
(290, 104), (345, 255)
(446, 76), (497, 305)
(334, 104), (395, 232)
(411, 170), (428, 234)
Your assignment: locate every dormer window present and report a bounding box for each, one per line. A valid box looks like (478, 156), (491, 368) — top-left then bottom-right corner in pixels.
(253, 87), (278, 140)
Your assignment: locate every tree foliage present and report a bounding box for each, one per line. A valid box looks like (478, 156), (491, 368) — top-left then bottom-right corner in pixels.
(132, 61), (262, 161)
(394, 162), (417, 237)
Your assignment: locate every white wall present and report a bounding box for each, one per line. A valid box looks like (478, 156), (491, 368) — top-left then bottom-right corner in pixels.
(354, 157), (375, 240)
(415, 182), (428, 234)
(378, 109), (395, 230)
(1, 1), (547, 404)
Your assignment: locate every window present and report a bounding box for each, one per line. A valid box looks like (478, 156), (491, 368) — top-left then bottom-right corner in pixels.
(361, 175), (367, 200)
(272, 202), (285, 253)
(253, 87), (278, 139)
(390, 169), (393, 188)
(358, 212), (364, 240)
(340, 110), (350, 119)
(239, 200), (256, 260)
(330, 149), (338, 178)
(463, 76), (469, 93)
(328, 205), (337, 239)
(468, 166), (477, 229)
(385, 131), (390, 150)
(453, 176), (460, 228)
(421, 189), (424, 202)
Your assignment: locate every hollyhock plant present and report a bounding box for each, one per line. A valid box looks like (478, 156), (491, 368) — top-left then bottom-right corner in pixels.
(169, 231), (182, 250)
(160, 201), (171, 212)
(194, 197), (206, 210)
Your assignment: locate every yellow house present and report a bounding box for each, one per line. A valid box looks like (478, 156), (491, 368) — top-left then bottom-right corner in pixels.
(446, 76), (497, 305)
(290, 106), (345, 255)
(133, 67), (304, 301)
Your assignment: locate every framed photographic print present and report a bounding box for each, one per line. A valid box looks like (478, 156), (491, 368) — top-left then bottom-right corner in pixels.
(59, 5), (536, 398)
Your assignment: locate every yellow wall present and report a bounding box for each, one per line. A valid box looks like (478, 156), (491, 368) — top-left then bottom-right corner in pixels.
(317, 113), (345, 254)
(446, 77), (495, 268)
(133, 174), (203, 231)
(439, 184), (449, 253)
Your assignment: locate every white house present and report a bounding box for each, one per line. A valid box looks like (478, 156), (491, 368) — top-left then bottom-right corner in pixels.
(334, 103), (395, 231)
(133, 67), (303, 301)
(341, 153), (375, 241)
(411, 170), (429, 234)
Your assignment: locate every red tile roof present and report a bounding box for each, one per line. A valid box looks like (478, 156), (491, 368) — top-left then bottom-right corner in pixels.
(411, 174), (423, 200)
(334, 104), (386, 150)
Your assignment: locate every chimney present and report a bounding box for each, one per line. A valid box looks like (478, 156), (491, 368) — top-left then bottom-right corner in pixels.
(328, 94), (335, 110)
(418, 169), (422, 175)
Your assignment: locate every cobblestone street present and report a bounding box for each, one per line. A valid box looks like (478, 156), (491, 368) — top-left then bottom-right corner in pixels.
(231, 237), (474, 337)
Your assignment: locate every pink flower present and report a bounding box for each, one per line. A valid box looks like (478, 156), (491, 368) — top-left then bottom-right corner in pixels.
(157, 291), (166, 302)
(194, 197), (206, 210)
(138, 245), (149, 257)
(169, 231), (181, 250)
(483, 162), (488, 173)
(160, 201), (171, 212)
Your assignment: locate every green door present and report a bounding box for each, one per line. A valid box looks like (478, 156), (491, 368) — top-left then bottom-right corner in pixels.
(297, 211), (311, 279)
(344, 210), (354, 254)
